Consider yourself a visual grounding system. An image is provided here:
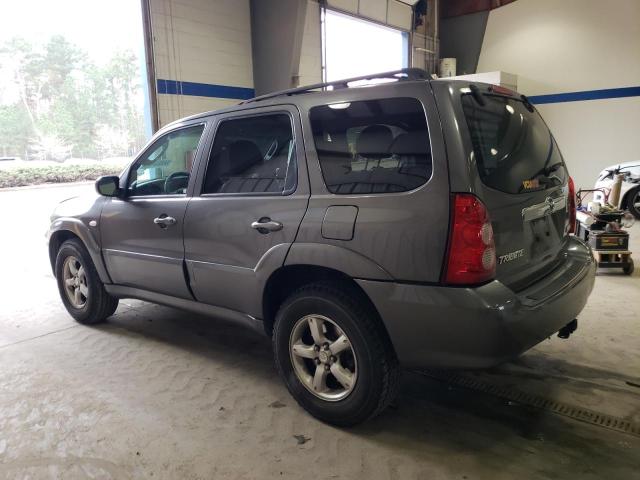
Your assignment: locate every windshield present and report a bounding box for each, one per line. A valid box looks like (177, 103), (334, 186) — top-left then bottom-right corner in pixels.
(461, 94), (567, 194)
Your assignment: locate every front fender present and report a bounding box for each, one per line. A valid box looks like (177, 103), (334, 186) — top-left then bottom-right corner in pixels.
(47, 218), (112, 283)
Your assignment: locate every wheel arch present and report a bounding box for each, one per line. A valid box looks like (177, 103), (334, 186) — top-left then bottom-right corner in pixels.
(262, 264), (391, 344)
(48, 220), (111, 283)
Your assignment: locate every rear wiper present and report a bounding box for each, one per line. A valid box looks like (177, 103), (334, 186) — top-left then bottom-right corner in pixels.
(529, 161), (563, 180)
(543, 162), (563, 176)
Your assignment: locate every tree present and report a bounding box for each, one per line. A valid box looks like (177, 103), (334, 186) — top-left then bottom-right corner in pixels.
(0, 35), (145, 160)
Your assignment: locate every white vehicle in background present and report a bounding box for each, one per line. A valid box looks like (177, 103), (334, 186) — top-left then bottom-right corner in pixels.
(593, 161), (640, 219)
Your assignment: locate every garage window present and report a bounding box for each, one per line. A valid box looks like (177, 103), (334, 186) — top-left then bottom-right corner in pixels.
(310, 98), (432, 194)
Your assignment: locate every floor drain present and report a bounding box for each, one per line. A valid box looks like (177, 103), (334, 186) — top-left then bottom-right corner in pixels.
(419, 370), (640, 437)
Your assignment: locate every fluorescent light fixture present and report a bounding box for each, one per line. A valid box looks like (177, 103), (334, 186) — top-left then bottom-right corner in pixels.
(328, 102), (351, 110)
(506, 104), (515, 114)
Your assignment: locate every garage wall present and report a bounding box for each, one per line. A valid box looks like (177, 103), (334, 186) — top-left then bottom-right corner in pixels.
(148, 0), (254, 127)
(327, 0), (413, 30)
(299, 0), (323, 87)
(476, 0), (640, 189)
(440, 11), (489, 75)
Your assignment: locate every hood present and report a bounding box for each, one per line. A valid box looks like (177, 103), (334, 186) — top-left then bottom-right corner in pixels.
(50, 192), (103, 222)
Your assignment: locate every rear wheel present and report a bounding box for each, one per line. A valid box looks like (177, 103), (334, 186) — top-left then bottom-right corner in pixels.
(627, 187), (640, 219)
(55, 239), (118, 324)
(273, 283), (399, 426)
(623, 258), (634, 275)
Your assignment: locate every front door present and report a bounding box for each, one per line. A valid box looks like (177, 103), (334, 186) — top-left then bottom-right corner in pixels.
(101, 122), (207, 298)
(183, 107), (309, 316)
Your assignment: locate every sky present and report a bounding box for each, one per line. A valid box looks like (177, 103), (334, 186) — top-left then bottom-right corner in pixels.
(324, 10), (407, 82)
(0, 0), (145, 63)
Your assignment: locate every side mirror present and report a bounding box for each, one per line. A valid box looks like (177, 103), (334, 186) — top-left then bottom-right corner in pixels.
(95, 175), (122, 197)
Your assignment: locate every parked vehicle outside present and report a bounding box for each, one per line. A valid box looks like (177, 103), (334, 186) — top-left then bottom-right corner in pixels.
(593, 161), (640, 219)
(47, 70), (596, 426)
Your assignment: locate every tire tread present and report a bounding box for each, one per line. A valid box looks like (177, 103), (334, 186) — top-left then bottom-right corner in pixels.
(56, 238), (118, 324)
(273, 281), (399, 425)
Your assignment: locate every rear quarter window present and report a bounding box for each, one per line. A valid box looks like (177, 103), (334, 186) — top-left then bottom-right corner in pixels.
(310, 97), (432, 194)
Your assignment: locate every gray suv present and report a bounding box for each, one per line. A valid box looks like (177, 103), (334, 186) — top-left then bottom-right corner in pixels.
(47, 69), (596, 426)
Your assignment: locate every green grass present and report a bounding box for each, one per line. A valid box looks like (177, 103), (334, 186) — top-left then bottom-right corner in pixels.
(0, 164), (122, 188)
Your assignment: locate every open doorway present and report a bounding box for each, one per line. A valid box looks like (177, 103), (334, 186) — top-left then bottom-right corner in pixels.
(0, 0), (150, 175)
(322, 9), (409, 82)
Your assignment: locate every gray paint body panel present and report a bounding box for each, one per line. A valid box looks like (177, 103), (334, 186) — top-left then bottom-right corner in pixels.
(100, 196), (193, 298)
(295, 82), (450, 283)
(183, 104), (310, 318)
(321, 206), (358, 241)
(47, 194), (111, 283)
(358, 237), (595, 368)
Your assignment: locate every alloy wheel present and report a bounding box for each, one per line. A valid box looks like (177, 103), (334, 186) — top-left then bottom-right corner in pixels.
(289, 314), (357, 401)
(62, 255), (88, 308)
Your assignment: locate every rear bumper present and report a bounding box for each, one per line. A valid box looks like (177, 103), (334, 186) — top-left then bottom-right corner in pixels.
(357, 236), (596, 369)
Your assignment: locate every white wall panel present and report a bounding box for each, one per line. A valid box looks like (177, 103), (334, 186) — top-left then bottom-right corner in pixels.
(327, 0), (411, 30)
(149, 0), (253, 126)
(387, 1), (412, 30)
(299, 0), (323, 86)
(359, 0), (388, 23)
(477, 0), (640, 190)
(328, 0), (358, 14)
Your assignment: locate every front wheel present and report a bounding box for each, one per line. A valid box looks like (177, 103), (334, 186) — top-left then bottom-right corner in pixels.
(273, 283), (399, 426)
(55, 239), (119, 324)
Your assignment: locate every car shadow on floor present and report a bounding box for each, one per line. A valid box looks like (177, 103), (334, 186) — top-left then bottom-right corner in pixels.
(97, 301), (638, 479)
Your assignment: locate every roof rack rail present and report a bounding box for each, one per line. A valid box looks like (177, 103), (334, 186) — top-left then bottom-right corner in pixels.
(240, 68), (428, 104)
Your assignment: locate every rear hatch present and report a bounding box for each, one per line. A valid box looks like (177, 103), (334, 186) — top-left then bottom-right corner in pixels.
(458, 85), (571, 290)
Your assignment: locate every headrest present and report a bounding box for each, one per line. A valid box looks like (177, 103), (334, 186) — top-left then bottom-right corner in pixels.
(227, 140), (262, 174)
(356, 124), (393, 156)
(388, 132), (430, 156)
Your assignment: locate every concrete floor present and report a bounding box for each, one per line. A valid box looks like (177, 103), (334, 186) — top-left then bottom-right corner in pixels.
(0, 183), (638, 479)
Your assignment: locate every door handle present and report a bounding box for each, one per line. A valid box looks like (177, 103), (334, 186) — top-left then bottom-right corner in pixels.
(153, 215), (177, 228)
(251, 217), (283, 234)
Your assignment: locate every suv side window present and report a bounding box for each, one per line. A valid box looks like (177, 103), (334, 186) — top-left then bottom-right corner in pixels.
(127, 124), (205, 196)
(310, 97), (432, 194)
(202, 113), (297, 194)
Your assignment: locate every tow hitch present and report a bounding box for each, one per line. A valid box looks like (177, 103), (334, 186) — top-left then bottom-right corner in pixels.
(558, 319), (578, 339)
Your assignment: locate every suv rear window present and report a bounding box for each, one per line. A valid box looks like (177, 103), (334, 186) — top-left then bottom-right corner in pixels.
(461, 93), (567, 194)
(310, 98), (432, 194)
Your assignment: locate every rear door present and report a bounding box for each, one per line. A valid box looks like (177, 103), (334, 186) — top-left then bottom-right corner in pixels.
(183, 106), (309, 316)
(443, 83), (571, 289)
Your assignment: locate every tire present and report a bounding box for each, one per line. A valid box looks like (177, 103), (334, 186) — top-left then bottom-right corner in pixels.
(273, 282), (399, 426)
(55, 238), (119, 324)
(627, 187), (640, 220)
(623, 258), (634, 275)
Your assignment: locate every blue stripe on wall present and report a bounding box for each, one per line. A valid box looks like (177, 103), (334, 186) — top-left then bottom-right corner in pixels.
(529, 86), (640, 105)
(157, 79), (255, 100)
(156, 79), (640, 105)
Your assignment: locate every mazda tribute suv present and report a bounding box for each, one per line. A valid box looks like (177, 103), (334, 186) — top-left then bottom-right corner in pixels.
(47, 69), (596, 426)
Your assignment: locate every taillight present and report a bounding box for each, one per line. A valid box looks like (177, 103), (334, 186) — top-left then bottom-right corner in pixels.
(567, 176), (576, 234)
(444, 194), (496, 285)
